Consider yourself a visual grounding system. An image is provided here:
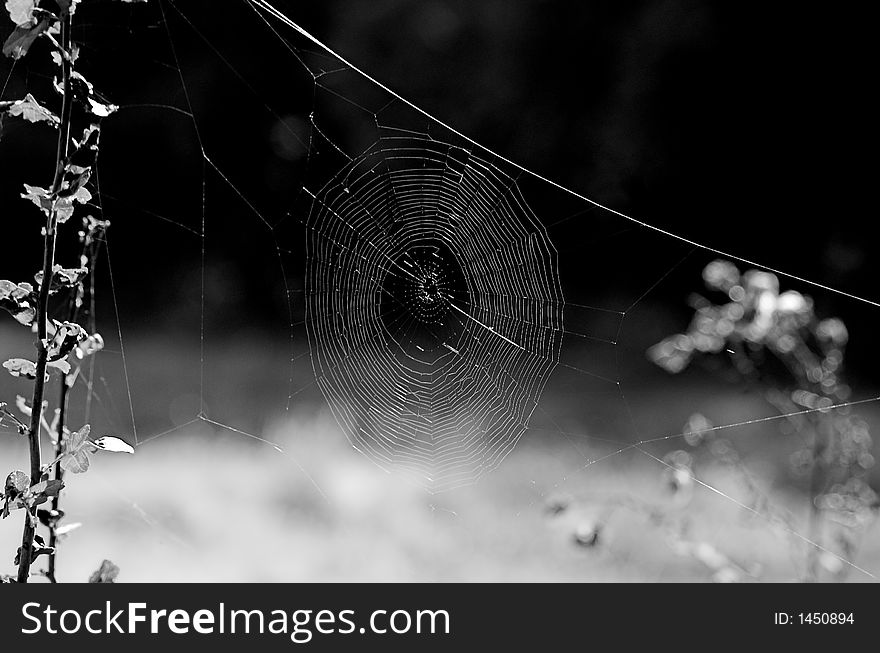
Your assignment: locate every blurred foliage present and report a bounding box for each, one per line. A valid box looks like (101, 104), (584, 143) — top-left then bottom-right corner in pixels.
(87, 558), (119, 583)
(648, 260), (879, 580)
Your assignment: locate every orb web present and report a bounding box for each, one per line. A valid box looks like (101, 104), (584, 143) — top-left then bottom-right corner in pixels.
(304, 137), (564, 490)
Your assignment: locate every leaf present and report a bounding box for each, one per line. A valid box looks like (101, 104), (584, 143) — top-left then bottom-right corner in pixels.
(60, 70), (93, 105)
(43, 479), (63, 496)
(4, 470), (29, 499)
(53, 74), (116, 121)
(22, 178), (90, 222)
(2, 16), (49, 59)
(55, 197), (75, 223)
(1, 471), (63, 518)
(60, 424), (95, 473)
(0, 280), (34, 297)
(72, 185), (91, 203)
(32, 534), (53, 560)
(15, 395), (31, 416)
(65, 423), (89, 450)
(88, 559), (119, 583)
(5, 0), (35, 26)
(26, 480), (47, 495)
(7, 93), (58, 125)
(23, 479), (63, 511)
(34, 264), (88, 292)
(21, 183), (53, 213)
(45, 320), (86, 361)
(50, 42), (78, 66)
(68, 125), (100, 170)
(0, 279), (37, 326)
(60, 448), (89, 473)
(55, 521), (81, 537)
(3, 358), (37, 379)
(47, 358), (70, 375)
(87, 97), (117, 118)
(0, 470), (29, 518)
(15, 534), (53, 566)
(57, 166), (91, 200)
(93, 436), (134, 454)
(9, 306), (34, 325)
(61, 267), (89, 286)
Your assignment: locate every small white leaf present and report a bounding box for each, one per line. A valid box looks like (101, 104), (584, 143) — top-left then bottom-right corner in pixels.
(47, 358), (71, 375)
(92, 436), (134, 454)
(72, 185), (91, 204)
(3, 358), (37, 379)
(55, 522), (82, 537)
(5, 0), (34, 27)
(15, 395), (31, 417)
(87, 97), (117, 118)
(50, 42), (79, 67)
(7, 93), (59, 125)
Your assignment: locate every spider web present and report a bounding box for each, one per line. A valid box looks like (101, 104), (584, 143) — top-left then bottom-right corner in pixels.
(1, 0), (878, 581)
(302, 136), (564, 491)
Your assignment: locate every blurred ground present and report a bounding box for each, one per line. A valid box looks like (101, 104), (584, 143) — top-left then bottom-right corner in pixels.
(1, 415), (878, 583)
(2, 327), (878, 583)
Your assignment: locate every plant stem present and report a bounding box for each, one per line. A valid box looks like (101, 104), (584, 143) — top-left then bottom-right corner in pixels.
(16, 7), (74, 584)
(45, 236), (88, 582)
(45, 377), (70, 583)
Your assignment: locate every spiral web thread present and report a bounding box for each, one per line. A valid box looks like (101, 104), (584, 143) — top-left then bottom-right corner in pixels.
(304, 137), (563, 491)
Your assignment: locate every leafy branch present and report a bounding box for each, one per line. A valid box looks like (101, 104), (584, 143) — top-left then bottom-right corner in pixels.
(1, 0), (136, 583)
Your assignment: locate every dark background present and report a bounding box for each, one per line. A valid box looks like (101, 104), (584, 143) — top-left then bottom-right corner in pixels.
(2, 0), (877, 332)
